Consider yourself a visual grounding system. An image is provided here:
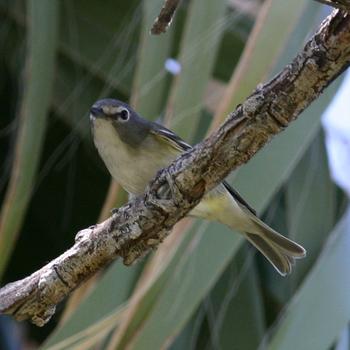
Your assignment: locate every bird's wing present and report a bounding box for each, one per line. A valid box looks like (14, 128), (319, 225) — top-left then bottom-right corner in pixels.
(150, 123), (192, 152)
(150, 122), (257, 216)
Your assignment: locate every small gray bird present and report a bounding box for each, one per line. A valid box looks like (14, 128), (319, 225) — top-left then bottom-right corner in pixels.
(90, 98), (306, 276)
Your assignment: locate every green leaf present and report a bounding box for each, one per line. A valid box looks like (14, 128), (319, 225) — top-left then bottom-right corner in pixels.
(265, 207), (350, 350)
(165, 0), (227, 140)
(204, 248), (266, 350)
(131, 0), (175, 119)
(214, 0), (317, 126)
(0, 0), (59, 278)
(58, 0), (139, 95)
(112, 225), (198, 350)
(260, 130), (337, 306)
(287, 131), (336, 286)
(125, 223), (241, 350)
(41, 263), (139, 349)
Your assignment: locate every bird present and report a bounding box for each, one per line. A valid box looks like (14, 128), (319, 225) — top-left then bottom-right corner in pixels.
(89, 98), (306, 276)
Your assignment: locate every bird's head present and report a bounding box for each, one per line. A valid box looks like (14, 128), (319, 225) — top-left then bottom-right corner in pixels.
(90, 98), (132, 123)
(90, 99), (150, 147)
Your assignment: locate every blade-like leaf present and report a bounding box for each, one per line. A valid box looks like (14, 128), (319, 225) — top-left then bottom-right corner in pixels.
(287, 132), (336, 286)
(131, 0), (175, 119)
(58, 0), (140, 95)
(202, 248), (266, 350)
(41, 263), (139, 349)
(260, 130), (336, 305)
(211, 0), (317, 131)
(1, 1), (139, 131)
(106, 220), (195, 350)
(165, 0), (226, 139)
(265, 206), (350, 350)
(0, 0), (59, 277)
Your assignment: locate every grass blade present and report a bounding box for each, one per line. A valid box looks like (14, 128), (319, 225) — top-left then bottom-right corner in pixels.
(0, 0), (59, 277)
(131, 0), (175, 119)
(265, 206), (350, 350)
(210, 0), (317, 131)
(165, 0), (226, 139)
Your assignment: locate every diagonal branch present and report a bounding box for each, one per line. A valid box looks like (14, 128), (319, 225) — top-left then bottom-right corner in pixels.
(313, 0), (350, 10)
(1, 9), (350, 326)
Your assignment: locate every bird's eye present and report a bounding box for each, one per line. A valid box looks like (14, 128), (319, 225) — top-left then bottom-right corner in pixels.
(119, 108), (130, 122)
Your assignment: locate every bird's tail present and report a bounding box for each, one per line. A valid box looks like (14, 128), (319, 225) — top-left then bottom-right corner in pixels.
(244, 217), (306, 276)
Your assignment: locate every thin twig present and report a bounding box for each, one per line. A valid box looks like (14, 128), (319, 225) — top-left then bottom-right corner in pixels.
(151, 0), (181, 34)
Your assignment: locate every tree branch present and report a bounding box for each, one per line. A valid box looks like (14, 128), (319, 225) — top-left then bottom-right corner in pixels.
(150, 0), (181, 34)
(1, 9), (350, 326)
(314, 0), (350, 11)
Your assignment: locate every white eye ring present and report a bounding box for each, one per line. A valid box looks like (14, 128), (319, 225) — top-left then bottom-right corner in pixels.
(119, 108), (130, 122)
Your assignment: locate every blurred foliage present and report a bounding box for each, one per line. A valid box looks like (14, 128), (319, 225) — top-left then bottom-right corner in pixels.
(0, 1), (349, 349)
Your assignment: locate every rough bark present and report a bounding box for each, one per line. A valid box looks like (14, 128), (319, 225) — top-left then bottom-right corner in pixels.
(150, 0), (181, 34)
(314, 0), (350, 10)
(0, 9), (350, 326)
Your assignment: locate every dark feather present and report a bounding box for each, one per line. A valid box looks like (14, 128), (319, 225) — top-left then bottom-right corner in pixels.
(150, 122), (192, 151)
(222, 182), (256, 215)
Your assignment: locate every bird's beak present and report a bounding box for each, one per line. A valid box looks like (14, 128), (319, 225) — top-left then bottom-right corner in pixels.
(90, 106), (104, 118)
